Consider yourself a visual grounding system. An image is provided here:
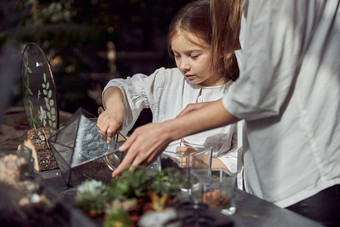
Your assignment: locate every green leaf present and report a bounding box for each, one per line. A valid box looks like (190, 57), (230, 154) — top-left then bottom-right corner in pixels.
(29, 106), (33, 117)
(27, 67), (32, 74)
(27, 99), (33, 107)
(44, 97), (48, 104)
(43, 73), (47, 82)
(47, 112), (51, 119)
(33, 118), (39, 124)
(27, 88), (33, 96)
(46, 82), (50, 89)
(43, 89), (47, 95)
(52, 122), (57, 128)
(42, 83), (46, 88)
(29, 119), (35, 128)
(51, 107), (55, 114)
(49, 99), (54, 106)
(49, 120), (52, 126)
(46, 104), (51, 110)
(52, 115), (56, 121)
(48, 90), (52, 98)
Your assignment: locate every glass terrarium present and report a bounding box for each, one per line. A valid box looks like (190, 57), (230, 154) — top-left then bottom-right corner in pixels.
(190, 168), (237, 215)
(48, 108), (126, 187)
(158, 141), (212, 171)
(151, 141), (213, 193)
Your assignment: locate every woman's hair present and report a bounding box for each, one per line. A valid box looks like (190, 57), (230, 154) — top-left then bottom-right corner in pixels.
(168, 0), (240, 81)
(210, 0), (243, 81)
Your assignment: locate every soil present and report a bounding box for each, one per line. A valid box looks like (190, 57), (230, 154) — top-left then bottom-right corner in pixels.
(73, 158), (113, 185)
(202, 189), (231, 209)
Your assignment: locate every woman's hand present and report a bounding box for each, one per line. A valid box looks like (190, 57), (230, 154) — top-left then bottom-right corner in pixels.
(112, 122), (173, 177)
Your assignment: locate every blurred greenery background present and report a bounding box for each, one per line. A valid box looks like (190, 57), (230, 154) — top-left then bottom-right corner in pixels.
(0, 0), (192, 120)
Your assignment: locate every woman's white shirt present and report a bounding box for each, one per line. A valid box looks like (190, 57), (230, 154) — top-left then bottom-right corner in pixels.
(223, 0), (340, 207)
(103, 67), (238, 173)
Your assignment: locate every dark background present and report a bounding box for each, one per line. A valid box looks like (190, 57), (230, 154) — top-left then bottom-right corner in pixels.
(0, 0), (192, 129)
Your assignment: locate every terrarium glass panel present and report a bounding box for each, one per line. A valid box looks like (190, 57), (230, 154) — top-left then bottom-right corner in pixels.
(49, 108), (126, 187)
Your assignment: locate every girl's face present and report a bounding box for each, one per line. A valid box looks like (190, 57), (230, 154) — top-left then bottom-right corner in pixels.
(171, 32), (225, 86)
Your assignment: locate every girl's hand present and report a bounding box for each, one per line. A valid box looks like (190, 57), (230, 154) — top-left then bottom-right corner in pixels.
(98, 86), (125, 143)
(97, 106), (125, 144)
(176, 139), (208, 168)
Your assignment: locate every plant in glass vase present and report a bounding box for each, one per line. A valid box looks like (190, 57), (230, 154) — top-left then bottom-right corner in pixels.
(21, 43), (59, 172)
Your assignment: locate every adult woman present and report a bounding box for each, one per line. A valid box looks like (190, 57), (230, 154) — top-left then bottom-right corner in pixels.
(113, 0), (340, 225)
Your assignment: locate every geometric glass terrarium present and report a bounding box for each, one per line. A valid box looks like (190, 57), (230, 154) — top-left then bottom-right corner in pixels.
(49, 108), (126, 187)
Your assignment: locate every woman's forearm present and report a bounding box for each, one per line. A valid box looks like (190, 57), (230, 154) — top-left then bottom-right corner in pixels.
(164, 99), (239, 142)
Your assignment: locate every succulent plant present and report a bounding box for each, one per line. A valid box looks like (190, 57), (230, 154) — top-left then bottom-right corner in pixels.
(74, 179), (107, 215)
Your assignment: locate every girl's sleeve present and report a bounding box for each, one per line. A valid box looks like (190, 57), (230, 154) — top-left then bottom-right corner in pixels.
(217, 147), (238, 174)
(223, 0), (308, 120)
(216, 121), (244, 174)
(102, 68), (164, 134)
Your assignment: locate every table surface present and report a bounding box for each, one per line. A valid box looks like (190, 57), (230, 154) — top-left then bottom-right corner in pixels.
(37, 169), (323, 227)
(0, 107), (72, 150)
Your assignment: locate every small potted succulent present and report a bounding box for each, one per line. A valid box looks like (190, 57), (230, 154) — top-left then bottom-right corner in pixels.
(73, 180), (107, 217)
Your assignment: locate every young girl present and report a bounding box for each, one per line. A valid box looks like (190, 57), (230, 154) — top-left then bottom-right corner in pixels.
(97, 0), (240, 173)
